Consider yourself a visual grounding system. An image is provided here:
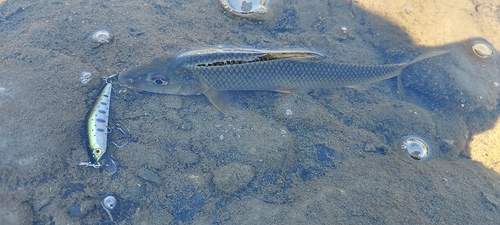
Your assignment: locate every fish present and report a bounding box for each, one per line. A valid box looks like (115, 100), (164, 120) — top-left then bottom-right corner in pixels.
(80, 82), (117, 174)
(118, 48), (447, 113)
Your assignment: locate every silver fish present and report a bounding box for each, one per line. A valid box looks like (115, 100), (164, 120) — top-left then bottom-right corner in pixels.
(118, 48), (447, 112)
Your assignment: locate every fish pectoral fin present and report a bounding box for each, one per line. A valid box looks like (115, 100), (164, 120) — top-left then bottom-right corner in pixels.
(203, 89), (240, 117)
(276, 89), (312, 94)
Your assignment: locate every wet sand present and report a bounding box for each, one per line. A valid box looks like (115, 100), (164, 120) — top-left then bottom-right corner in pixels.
(0, 0), (499, 224)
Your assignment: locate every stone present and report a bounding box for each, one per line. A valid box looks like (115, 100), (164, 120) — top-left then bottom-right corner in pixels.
(213, 162), (254, 194)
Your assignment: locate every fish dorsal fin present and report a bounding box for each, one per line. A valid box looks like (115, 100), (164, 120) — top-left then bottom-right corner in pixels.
(276, 89), (312, 94)
(195, 50), (326, 67)
(260, 51), (326, 62)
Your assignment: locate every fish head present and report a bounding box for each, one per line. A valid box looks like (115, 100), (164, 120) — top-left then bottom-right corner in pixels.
(118, 56), (204, 95)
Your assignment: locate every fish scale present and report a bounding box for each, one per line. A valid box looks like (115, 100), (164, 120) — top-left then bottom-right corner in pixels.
(193, 60), (401, 91)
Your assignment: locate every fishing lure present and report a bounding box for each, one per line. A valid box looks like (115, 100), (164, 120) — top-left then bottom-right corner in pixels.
(79, 79), (117, 174)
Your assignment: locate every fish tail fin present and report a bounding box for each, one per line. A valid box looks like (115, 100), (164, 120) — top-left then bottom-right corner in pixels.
(390, 50), (448, 95)
(403, 50), (449, 68)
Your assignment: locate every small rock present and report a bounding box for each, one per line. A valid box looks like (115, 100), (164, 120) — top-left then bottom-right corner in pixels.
(173, 150), (199, 166)
(213, 162), (254, 194)
(137, 167), (162, 185)
(0, 198), (34, 225)
(68, 204), (82, 217)
(405, 6), (413, 14)
(32, 198), (51, 212)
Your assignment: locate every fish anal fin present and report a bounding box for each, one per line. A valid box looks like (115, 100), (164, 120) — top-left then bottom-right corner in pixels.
(345, 83), (373, 91)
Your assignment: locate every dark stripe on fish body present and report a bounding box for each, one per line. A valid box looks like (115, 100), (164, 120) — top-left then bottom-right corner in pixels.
(195, 53), (295, 67)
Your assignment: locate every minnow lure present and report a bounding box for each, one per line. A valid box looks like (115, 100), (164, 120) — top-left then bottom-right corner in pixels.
(79, 81), (117, 174)
(118, 48), (447, 113)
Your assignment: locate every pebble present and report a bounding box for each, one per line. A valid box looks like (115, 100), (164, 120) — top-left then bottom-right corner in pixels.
(0, 199), (34, 225)
(80, 71), (92, 84)
(466, 38), (496, 60)
(103, 196), (117, 210)
(213, 162), (254, 194)
(32, 198), (51, 212)
(91, 29), (113, 43)
(219, 0), (268, 19)
(471, 42), (494, 59)
(137, 167), (162, 185)
(400, 135), (431, 161)
(405, 6), (413, 14)
(173, 150), (199, 166)
(68, 204), (82, 217)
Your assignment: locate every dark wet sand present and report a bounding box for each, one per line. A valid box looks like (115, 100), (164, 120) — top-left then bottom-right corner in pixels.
(0, 0), (499, 224)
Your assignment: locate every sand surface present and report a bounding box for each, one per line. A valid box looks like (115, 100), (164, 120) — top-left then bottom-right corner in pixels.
(0, 0), (499, 224)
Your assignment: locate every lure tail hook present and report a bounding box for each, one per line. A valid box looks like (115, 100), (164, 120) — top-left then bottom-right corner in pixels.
(109, 123), (131, 148)
(78, 161), (102, 168)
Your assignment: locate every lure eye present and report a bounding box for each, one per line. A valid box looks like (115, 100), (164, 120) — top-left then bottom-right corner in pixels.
(152, 76), (169, 85)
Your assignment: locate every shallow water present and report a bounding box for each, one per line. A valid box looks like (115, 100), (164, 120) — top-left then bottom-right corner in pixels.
(0, 0), (500, 224)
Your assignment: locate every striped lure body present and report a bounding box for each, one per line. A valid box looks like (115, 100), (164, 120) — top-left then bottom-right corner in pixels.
(87, 82), (112, 163)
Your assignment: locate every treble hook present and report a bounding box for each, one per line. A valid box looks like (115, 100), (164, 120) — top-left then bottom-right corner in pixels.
(109, 123), (130, 148)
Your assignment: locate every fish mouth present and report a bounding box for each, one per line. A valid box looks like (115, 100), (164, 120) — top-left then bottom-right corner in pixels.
(117, 72), (129, 83)
(117, 71), (140, 86)
(116, 71), (182, 95)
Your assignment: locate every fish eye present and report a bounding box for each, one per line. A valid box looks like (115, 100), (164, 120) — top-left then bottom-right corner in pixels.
(152, 76), (169, 85)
